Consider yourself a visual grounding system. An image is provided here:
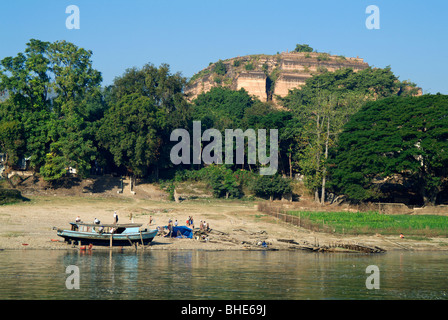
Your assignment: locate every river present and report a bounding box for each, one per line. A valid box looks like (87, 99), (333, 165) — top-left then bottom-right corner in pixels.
(0, 250), (447, 300)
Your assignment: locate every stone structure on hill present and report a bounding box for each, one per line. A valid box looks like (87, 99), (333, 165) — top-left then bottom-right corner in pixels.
(236, 71), (267, 101)
(185, 51), (370, 106)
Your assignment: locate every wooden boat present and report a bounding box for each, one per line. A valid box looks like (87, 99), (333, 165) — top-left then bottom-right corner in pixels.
(55, 222), (158, 247)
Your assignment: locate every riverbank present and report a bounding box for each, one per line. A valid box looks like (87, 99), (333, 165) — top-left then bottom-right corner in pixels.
(1, 195), (448, 252)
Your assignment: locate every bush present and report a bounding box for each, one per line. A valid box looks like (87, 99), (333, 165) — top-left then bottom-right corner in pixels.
(173, 165), (243, 199)
(294, 44), (313, 53)
(0, 188), (26, 205)
(249, 174), (292, 200)
(171, 167), (293, 200)
(245, 63), (254, 71)
(213, 60), (226, 76)
(317, 66), (328, 73)
(317, 53), (330, 61)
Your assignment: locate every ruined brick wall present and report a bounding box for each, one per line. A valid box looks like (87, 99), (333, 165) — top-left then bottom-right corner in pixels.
(236, 72), (267, 101)
(273, 73), (312, 97)
(184, 51), (371, 105)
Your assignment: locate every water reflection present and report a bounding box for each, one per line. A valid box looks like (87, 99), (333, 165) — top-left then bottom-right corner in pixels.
(0, 250), (447, 300)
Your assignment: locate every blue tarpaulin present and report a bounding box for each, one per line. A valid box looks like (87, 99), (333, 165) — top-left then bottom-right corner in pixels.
(169, 226), (193, 239)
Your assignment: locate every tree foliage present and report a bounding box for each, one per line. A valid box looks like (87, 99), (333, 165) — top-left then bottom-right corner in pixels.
(190, 87), (296, 175)
(97, 93), (167, 177)
(192, 87), (254, 130)
(2, 39), (441, 206)
(279, 66), (421, 203)
(213, 60), (226, 76)
(249, 174), (292, 200)
(294, 44), (314, 53)
(101, 63), (187, 177)
(0, 39), (102, 181)
(330, 95), (448, 205)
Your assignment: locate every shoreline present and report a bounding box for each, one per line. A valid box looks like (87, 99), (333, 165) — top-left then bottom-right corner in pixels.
(1, 195), (447, 252)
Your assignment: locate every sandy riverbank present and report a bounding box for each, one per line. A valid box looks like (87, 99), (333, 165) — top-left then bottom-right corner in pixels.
(1, 195), (447, 252)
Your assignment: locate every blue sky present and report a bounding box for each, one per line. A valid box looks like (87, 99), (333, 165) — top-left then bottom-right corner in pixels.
(0, 0), (447, 93)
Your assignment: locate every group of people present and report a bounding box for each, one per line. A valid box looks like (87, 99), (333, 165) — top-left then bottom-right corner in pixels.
(74, 212), (120, 234)
(164, 216), (210, 232)
(186, 216), (194, 228)
(75, 211), (120, 226)
(199, 220), (210, 232)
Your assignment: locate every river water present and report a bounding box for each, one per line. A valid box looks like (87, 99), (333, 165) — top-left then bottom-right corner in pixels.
(0, 249), (447, 300)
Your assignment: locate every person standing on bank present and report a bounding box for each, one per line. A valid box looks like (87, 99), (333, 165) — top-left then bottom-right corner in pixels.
(113, 211), (119, 224)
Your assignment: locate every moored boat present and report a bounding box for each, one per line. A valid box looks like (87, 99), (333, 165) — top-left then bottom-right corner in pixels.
(55, 222), (158, 246)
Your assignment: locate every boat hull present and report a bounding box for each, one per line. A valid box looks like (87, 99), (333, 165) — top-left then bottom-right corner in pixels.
(57, 229), (158, 246)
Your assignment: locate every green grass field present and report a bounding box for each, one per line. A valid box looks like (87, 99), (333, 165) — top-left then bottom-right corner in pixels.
(287, 210), (448, 237)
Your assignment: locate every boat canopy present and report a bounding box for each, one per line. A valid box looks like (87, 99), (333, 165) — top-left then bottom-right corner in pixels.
(71, 222), (143, 228)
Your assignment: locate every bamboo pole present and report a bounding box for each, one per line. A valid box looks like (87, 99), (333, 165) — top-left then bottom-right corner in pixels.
(140, 231), (144, 248)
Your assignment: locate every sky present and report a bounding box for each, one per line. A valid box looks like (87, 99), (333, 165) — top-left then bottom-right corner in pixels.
(0, 0), (447, 94)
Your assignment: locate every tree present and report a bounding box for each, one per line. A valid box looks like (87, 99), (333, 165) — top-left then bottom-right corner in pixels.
(39, 141), (69, 182)
(294, 44), (313, 53)
(250, 174), (292, 201)
(0, 119), (25, 168)
(206, 165), (242, 199)
(173, 165), (243, 199)
(108, 62), (186, 114)
(191, 87), (296, 175)
(242, 106), (298, 177)
(103, 63), (188, 179)
(192, 87), (254, 131)
(330, 95), (448, 205)
(44, 114), (97, 181)
(213, 60), (226, 76)
(279, 67), (420, 203)
(47, 40), (102, 116)
(0, 39), (103, 181)
(97, 93), (167, 179)
(0, 39), (51, 112)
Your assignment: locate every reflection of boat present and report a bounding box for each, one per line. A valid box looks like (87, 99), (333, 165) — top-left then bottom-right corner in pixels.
(55, 222), (158, 246)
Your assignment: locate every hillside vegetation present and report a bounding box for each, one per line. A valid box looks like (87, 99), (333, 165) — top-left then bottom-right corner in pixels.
(0, 41), (445, 206)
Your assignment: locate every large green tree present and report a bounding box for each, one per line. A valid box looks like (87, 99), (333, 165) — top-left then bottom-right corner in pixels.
(294, 44), (313, 53)
(0, 39), (103, 181)
(192, 87), (255, 131)
(107, 62), (186, 114)
(280, 67), (420, 203)
(330, 94), (448, 205)
(191, 87), (296, 175)
(97, 93), (167, 178)
(100, 63), (187, 179)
